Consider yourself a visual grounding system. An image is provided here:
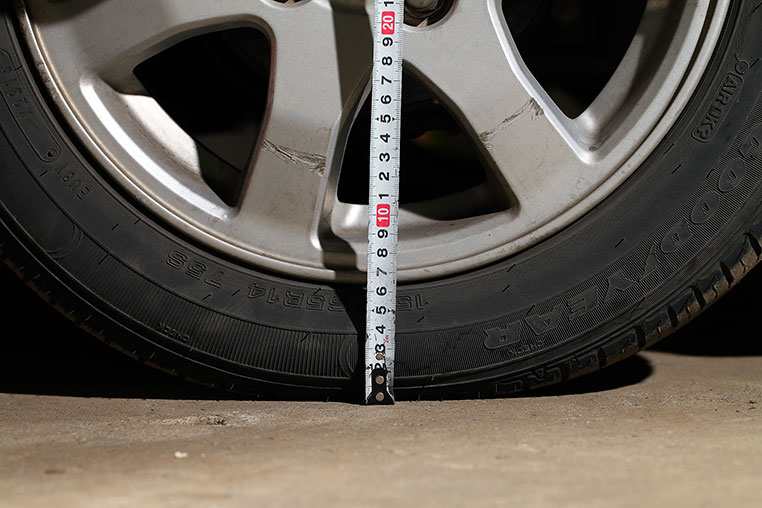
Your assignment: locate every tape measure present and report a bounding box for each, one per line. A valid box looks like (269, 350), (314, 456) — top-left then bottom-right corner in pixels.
(365, 0), (404, 405)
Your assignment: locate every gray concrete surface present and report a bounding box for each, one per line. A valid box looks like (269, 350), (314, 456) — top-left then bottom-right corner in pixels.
(1, 349), (760, 508)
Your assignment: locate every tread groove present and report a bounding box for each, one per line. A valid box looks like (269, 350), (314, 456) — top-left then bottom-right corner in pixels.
(666, 305), (680, 329)
(720, 262), (735, 285)
(633, 326), (647, 348)
(746, 232), (762, 257)
(690, 285), (707, 308)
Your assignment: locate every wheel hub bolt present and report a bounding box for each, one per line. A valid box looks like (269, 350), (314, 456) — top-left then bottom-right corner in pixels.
(404, 0), (450, 23)
(406, 0), (440, 11)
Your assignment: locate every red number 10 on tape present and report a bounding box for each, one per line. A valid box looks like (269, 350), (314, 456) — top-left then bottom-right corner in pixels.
(376, 204), (391, 228)
(381, 12), (395, 35)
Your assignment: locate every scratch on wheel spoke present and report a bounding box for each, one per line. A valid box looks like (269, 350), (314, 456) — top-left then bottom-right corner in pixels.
(479, 98), (544, 150)
(261, 139), (326, 176)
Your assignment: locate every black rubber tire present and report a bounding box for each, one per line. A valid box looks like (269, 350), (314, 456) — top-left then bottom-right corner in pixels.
(2, 1), (762, 400)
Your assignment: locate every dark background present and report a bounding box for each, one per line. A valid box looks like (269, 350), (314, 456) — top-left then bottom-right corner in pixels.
(1, 261), (759, 400)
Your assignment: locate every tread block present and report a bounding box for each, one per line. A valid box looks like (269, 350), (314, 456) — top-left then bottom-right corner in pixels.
(642, 309), (675, 348)
(668, 288), (702, 326)
(599, 329), (640, 365)
(695, 267), (731, 306)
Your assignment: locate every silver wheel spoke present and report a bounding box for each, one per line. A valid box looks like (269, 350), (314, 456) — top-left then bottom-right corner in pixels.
(577, 0), (715, 148)
(25, 0), (285, 93)
(405, 0), (586, 223)
(234, 1), (372, 268)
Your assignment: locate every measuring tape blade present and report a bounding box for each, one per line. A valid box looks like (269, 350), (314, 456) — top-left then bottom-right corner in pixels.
(365, 0), (404, 405)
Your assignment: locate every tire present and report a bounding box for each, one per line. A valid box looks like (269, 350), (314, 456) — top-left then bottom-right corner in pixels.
(1, 0), (761, 400)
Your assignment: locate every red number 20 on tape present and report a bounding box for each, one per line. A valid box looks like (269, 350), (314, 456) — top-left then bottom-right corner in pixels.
(381, 12), (395, 35)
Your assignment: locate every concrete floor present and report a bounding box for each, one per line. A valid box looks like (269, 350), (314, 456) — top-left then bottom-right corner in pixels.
(1, 351), (761, 508)
(1, 270), (761, 507)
